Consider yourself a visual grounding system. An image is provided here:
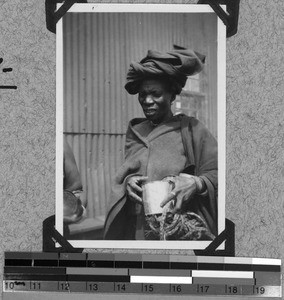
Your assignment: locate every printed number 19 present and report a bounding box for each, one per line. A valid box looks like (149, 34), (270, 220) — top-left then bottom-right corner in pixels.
(254, 287), (265, 294)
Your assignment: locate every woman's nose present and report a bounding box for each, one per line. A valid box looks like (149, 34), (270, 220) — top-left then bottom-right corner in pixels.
(144, 95), (154, 104)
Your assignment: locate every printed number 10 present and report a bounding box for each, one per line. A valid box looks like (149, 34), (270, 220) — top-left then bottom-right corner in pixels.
(5, 282), (15, 290)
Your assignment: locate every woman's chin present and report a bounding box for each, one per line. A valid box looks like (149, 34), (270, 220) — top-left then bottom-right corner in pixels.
(145, 112), (158, 121)
(147, 117), (160, 124)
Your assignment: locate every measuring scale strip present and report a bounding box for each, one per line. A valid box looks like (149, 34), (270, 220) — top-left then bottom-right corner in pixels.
(4, 267), (281, 286)
(4, 259), (281, 273)
(3, 281), (282, 297)
(4, 252), (281, 267)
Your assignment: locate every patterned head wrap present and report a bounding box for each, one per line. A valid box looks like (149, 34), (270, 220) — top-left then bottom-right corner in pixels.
(125, 49), (205, 95)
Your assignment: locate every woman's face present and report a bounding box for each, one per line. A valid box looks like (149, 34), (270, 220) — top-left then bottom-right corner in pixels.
(138, 79), (175, 124)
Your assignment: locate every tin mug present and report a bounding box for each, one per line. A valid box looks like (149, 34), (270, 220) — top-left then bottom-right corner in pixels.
(142, 180), (174, 215)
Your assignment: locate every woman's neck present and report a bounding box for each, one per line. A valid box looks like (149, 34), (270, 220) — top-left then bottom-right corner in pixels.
(151, 111), (174, 126)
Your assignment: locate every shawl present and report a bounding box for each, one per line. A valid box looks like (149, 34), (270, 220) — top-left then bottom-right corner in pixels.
(104, 115), (218, 240)
(125, 49), (206, 95)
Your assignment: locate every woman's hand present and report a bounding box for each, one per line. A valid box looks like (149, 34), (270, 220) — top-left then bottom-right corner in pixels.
(160, 174), (205, 214)
(126, 175), (148, 204)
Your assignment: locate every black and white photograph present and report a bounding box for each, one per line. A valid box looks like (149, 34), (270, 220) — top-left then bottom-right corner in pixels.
(56, 4), (226, 249)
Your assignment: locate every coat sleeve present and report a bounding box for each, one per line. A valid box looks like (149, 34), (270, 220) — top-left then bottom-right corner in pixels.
(103, 123), (142, 240)
(181, 116), (218, 236)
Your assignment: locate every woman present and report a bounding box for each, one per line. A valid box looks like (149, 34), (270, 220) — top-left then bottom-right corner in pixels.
(104, 49), (217, 240)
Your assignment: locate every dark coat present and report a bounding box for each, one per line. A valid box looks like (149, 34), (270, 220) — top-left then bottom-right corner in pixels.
(104, 115), (218, 240)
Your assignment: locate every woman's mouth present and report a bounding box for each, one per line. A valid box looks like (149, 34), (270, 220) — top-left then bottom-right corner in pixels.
(143, 108), (156, 116)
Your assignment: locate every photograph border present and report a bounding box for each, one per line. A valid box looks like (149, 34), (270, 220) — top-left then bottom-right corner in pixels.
(56, 3), (226, 250)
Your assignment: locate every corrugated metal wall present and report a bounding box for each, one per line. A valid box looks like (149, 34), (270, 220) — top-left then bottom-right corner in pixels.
(63, 13), (217, 218)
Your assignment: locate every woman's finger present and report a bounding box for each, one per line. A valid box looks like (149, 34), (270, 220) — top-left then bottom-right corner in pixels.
(160, 190), (177, 208)
(129, 176), (148, 193)
(171, 196), (183, 214)
(138, 176), (148, 182)
(131, 181), (143, 193)
(128, 191), (142, 204)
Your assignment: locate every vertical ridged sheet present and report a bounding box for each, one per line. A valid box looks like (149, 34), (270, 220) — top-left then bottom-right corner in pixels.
(63, 13), (218, 217)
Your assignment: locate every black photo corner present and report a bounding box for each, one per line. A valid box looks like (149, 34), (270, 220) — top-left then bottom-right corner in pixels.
(45, 0), (240, 37)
